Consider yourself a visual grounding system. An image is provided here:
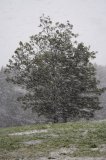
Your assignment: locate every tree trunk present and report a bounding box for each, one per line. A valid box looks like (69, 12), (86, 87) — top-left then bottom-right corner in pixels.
(53, 115), (58, 123)
(62, 112), (67, 123)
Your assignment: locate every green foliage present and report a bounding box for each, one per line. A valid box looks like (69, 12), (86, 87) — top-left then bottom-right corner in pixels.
(5, 15), (105, 122)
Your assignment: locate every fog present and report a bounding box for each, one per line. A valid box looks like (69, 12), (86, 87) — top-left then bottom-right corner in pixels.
(0, 0), (106, 67)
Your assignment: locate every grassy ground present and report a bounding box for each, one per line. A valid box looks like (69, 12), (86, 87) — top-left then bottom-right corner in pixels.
(0, 120), (106, 160)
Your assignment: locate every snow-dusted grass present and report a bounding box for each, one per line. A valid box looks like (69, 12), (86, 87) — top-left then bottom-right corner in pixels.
(9, 129), (48, 136)
(0, 120), (106, 160)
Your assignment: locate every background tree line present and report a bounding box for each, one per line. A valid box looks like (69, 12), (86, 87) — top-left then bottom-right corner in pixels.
(0, 67), (45, 127)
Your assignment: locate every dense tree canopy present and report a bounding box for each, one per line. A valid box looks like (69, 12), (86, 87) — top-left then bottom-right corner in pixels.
(6, 15), (104, 122)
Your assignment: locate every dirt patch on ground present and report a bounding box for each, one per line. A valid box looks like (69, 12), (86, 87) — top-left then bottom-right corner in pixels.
(38, 157), (106, 160)
(99, 144), (106, 152)
(90, 144), (106, 153)
(48, 146), (77, 159)
(37, 145), (106, 160)
(23, 140), (43, 145)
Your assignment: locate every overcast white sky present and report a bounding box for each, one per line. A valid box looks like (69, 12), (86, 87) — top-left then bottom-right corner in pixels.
(0, 0), (106, 67)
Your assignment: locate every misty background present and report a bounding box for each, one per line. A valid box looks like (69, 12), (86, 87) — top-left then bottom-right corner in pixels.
(0, 0), (106, 67)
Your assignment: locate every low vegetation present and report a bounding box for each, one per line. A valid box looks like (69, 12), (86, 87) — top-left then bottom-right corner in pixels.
(0, 120), (106, 159)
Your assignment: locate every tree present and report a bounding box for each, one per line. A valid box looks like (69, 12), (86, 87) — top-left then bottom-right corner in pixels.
(5, 15), (105, 122)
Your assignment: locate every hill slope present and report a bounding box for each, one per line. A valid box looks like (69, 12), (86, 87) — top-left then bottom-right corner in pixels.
(0, 121), (106, 160)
